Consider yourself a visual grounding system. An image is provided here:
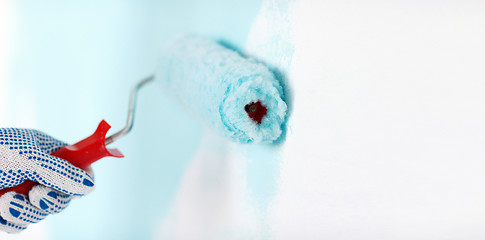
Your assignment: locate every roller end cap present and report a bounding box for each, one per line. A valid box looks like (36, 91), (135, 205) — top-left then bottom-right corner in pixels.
(245, 101), (267, 124)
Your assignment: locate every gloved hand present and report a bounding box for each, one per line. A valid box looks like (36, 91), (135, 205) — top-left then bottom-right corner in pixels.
(0, 128), (95, 233)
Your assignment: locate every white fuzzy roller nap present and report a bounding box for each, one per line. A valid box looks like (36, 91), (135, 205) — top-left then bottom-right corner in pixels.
(156, 35), (287, 143)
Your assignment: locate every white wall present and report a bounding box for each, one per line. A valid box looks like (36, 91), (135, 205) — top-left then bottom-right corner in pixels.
(2, 0), (485, 239)
(159, 0), (485, 239)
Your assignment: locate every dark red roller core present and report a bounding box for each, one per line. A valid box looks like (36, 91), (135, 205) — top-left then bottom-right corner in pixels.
(245, 101), (267, 124)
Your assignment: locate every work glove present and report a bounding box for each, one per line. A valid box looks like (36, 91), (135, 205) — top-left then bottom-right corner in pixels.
(0, 128), (95, 233)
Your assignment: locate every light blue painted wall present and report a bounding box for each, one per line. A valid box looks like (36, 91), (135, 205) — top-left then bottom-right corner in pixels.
(9, 0), (262, 239)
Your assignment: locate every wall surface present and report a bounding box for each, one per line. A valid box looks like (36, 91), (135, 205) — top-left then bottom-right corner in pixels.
(158, 0), (485, 239)
(2, 0), (485, 240)
(0, 0), (261, 239)
(249, 0), (485, 239)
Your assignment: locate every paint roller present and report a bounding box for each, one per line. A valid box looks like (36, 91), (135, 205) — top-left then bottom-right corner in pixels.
(156, 35), (287, 143)
(0, 34), (287, 209)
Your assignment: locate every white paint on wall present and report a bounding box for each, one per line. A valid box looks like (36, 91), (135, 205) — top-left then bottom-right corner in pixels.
(156, 0), (485, 239)
(154, 131), (267, 240)
(248, 0), (485, 239)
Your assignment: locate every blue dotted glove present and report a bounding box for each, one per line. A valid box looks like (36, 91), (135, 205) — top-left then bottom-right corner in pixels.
(0, 128), (95, 233)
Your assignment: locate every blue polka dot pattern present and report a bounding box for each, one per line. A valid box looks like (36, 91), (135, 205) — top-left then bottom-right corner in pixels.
(0, 192), (48, 224)
(0, 214), (26, 233)
(29, 185), (72, 214)
(0, 128), (95, 195)
(0, 128), (95, 233)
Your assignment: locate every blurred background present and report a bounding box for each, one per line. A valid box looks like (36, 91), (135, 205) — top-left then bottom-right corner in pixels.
(0, 0), (263, 239)
(2, 0), (485, 240)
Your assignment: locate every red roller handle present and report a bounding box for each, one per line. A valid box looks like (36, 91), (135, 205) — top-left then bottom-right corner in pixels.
(0, 120), (123, 197)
